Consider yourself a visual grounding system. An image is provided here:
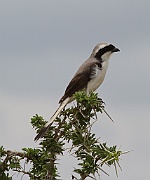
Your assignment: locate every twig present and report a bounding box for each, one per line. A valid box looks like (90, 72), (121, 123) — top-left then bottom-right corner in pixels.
(101, 107), (114, 122)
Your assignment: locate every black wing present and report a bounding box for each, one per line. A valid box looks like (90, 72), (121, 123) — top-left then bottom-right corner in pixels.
(59, 71), (90, 103)
(59, 61), (101, 103)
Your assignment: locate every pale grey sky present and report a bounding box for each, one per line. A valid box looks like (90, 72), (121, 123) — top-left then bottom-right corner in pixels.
(0, 0), (150, 179)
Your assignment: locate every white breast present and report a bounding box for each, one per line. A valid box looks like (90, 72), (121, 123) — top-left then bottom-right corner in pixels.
(87, 60), (109, 94)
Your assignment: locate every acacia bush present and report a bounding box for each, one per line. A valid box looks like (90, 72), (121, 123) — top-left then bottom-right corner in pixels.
(0, 92), (126, 180)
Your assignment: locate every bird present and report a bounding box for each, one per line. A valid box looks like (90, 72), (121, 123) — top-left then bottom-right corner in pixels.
(34, 43), (120, 141)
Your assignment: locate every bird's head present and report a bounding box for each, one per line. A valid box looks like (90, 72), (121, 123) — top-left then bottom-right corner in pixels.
(92, 43), (120, 61)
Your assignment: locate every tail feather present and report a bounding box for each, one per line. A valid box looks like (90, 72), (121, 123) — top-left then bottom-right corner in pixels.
(34, 124), (51, 141)
(34, 97), (70, 141)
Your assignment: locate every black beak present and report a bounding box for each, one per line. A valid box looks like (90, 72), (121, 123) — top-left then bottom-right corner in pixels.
(112, 47), (120, 52)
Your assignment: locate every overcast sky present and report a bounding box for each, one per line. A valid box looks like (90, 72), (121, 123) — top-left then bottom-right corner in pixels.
(0, 0), (150, 179)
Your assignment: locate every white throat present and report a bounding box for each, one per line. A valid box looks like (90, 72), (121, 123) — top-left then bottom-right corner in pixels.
(101, 52), (112, 61)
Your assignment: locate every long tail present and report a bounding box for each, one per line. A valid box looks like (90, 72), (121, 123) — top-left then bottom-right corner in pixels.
(34, 97), (70, 141)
